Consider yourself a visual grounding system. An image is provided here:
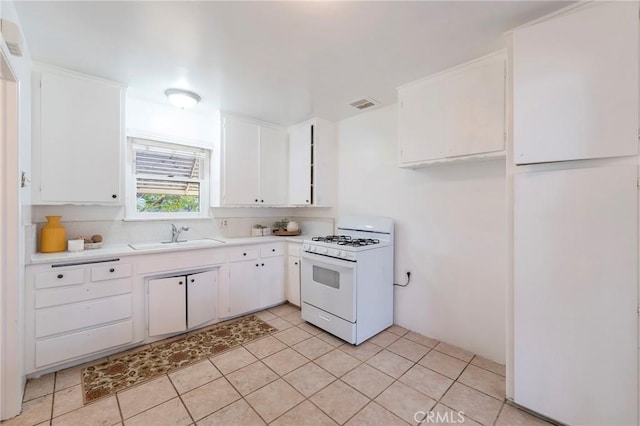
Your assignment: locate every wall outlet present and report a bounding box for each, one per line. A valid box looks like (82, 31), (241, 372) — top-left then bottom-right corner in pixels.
(219, 219), (228, 228)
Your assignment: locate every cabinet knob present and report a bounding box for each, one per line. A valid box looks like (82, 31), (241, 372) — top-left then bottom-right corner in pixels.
(272, 249), (275, 252)
(256, 264), (259, 267)
(295, 262), (298, 266)
(306, 200), (309, 203)
(261, 200), (264, 203)
(57, 274), (64, 279)
(191, 279), (195, 283)
(109, 268), (115, 273)
(112, 194), (117, 199)
(243, 252), (247, 256)
(261, 263), (264, 267)
(179, 281), (183, 285)
(255, 199), (258, 202)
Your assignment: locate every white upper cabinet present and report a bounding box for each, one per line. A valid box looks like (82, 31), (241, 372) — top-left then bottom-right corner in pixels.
(512, 2), (639, 164)
(222, 116), (260, 205)
(259, 126), (288, 205)
(288, 118), (335, 206)
(32, 66), (126, 204)
(398, 51), (506, 167)
(221, 114), (288, 206)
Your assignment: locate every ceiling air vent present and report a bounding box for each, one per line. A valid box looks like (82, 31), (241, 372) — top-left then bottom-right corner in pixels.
(349, 97), (379, 111)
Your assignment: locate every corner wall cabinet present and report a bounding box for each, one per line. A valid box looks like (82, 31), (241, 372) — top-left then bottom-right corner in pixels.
(25, 259), (137, 373)
(288, 118), (335, 206)
(221, 114), (288, 206)
(397, 51), (506, 167)
(148, 270), (217, 337)
(32, 65), (126, 204)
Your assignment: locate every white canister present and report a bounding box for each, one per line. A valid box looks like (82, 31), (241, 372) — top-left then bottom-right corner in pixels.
(262, 227), (272, 236)
(286, 221), (299, 232)
(251, 228), (263, 237)
(67, 239), (84, 252)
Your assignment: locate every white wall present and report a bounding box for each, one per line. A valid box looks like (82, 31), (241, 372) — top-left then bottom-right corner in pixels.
(336, 104), (506, 363)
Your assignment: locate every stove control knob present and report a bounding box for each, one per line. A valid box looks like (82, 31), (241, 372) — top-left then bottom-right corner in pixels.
(318, 247), (328, 254)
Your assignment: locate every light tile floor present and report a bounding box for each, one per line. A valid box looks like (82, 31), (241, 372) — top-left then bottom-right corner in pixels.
(3, 304), (554, 426)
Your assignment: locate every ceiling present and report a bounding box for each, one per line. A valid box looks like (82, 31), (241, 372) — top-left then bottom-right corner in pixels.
(15, 1), (571, 126)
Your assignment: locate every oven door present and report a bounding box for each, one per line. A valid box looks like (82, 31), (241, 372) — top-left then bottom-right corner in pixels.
(301, 251), (356, 322)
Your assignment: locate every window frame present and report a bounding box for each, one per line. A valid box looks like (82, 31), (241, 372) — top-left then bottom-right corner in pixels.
(125, 136), (211, 220)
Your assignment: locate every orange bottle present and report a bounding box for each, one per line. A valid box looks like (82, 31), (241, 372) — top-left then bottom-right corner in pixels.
(40, 216), (66, 253)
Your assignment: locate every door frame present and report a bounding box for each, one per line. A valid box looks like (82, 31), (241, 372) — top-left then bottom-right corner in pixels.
(0, 48), (23, 420)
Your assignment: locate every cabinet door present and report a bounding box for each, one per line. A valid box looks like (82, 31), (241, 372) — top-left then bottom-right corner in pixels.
(513, 165), (638, 425)
(148, 276), (186, 336)
(259, 126), (288, 205)
(513, 2), (639, 164)
(289, 122), (312, 205)
(223, 116), (260, 205)
(286, 256), (300, 306)
(398, 81), (446, 163)
(187, 270), (217, 329)
(228, 260), (260, 317)
(260, 257), (285, 308)
(39, 71), (123, 203)
(445, 57), (504, 157)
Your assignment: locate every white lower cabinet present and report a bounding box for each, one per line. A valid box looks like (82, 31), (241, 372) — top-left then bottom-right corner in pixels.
(26, 259), (136, 373)
(286, 242), (301, 306)
(222, 244), (285, 318)
(148, 270), (217, 337)
(228, 260), (261, 317)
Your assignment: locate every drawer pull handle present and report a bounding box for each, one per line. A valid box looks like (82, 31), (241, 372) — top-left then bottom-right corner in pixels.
(319, 313), (331, 322)
(109, 268), (115, 273)
(57, 274), (64, 279)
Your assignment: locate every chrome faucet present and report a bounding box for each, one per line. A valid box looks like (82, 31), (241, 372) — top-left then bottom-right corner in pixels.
(171, 224), (189, 243)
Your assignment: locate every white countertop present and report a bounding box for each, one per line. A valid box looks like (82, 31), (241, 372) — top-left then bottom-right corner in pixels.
(29, 235), (309, 265)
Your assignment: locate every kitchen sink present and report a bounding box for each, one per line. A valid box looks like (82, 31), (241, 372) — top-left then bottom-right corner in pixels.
(128, 238), (226, 250)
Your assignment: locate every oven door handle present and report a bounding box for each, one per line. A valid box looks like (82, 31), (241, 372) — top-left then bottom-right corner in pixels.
(301, 251), (356, 269)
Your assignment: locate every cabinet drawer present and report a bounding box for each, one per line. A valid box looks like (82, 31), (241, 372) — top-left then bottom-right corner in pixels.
(229, 248), (258, 262)
(35, 294), (132, 338)
(35, 268), (85, 289)
(288, 243), (301, 257)
(35, 320), (133, 368)
(35, 278), (132, 309)
(91, 263), (131, 282)
(261, 245), (284, 258)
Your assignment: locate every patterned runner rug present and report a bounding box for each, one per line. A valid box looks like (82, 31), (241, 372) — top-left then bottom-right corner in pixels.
(81, 314), (277, 403)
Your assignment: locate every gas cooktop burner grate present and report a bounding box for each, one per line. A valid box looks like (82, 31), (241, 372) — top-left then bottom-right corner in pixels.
(311, 235), (380, 246)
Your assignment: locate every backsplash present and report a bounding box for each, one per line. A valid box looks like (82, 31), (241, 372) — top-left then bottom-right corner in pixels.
(30, 216), (334, 253)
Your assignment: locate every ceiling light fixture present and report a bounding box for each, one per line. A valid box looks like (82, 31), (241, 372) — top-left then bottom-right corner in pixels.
(165, 88), (201, 109)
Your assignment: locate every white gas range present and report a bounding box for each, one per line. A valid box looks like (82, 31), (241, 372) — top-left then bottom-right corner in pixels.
(301, 216), (394, 345)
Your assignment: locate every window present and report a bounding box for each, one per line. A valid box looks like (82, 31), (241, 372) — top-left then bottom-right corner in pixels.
(126, 137), (210, 219)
